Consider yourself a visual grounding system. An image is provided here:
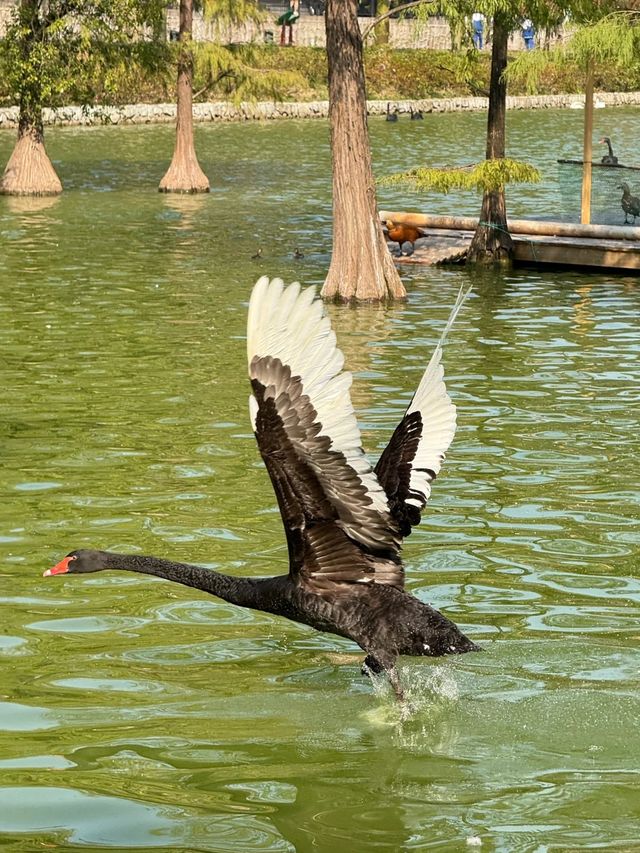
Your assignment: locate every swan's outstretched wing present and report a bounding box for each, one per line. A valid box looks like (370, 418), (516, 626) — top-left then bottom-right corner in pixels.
(374, 287), (470, 536)
(247, 277), (402, 588)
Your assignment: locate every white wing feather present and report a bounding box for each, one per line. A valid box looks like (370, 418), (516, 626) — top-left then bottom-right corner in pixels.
(404, 285), (471, 505)
(247, 276), (389, 516)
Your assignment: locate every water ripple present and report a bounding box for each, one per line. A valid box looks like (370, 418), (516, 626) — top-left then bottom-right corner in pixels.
(2, 113), (640, 851)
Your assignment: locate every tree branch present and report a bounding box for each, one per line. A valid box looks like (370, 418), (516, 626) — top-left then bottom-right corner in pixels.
(193, 69), (235, 100)
(431, 62), (489, 98)
(361, 0), (435, 41)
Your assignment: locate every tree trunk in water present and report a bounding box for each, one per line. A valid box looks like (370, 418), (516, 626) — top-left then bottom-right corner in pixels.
(0, 121), (62, 196)
(467, 13), (512, 265)
(321, 0), (405, 302)
(0, 0), (62, 196)
(159, 0), (209, 193)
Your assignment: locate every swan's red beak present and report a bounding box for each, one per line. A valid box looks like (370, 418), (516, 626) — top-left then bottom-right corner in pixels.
(43, 556), (72, 577)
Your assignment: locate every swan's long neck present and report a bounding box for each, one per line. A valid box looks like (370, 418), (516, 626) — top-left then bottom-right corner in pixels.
(97, 552), (265, 609)
(606, 139), (614, 157)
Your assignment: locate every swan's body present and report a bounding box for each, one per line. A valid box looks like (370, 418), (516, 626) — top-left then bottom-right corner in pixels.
(618, 182), (640, 224)
(599, 136), (618, 165)
(386, 102), (398, 122)
(46, 278), (477, 699)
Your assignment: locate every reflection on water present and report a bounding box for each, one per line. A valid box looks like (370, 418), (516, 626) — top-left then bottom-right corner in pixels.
(3, 194), (61, 216)
(1, 112), (640, 851)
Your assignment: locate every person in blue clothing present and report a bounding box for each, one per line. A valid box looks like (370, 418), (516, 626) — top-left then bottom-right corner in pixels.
(471, 12), (485, 49)
(521, 18), (535, 49)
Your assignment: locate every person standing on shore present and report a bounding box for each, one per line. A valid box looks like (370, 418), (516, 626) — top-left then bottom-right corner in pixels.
(277, 0), (300, 46)
(521, 18), (535, 49)
(472, 12), (485, 49)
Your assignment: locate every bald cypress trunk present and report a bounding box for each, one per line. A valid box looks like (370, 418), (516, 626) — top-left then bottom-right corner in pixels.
(0, 0), (62, 196)
(467, 12), (513, 264)
(321, 0), (405, 302)
(159, 0), (209, 193)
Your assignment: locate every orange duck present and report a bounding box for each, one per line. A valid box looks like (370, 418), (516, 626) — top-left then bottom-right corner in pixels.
(385, 220), (422, 256)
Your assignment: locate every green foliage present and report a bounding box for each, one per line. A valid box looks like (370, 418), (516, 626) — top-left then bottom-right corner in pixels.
(428, 0), (566, 37)
(379, 158), (540, 193)
(200, 0), (264, 28)
(0, 0), (281, 117)
(4, 40), (640, 109)
(363, 47), (489, 99)
(188, 2), (300, 104)
(504, 48), (556, 94)
(193, 43), (308, 102)
(427, 0), (624, 46)
(245, 46), (329, 97)
(0, 0), (167, 119)
(506, 10), (640, 90)
(564, 12), (640, 68)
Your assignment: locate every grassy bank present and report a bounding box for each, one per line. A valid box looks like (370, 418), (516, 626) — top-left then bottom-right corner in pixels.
(1, 45), (640, 108)
(252, 46), (640, 101)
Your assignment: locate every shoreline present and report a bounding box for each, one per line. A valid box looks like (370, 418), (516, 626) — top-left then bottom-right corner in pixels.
(1, 91), (639, 129)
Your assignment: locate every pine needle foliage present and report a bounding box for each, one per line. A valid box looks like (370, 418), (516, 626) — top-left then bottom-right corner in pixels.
(200, 0), (264, 28)
(568, 11), (640, 67)
(505, 48), (557, 94)
(379, 158), (540, 193)
(192, 43), (307, 102)
(188, 1), (301, 103)
(506, 10), (640, 88)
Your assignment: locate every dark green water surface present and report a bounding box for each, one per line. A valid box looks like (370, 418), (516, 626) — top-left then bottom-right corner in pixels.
(1, 109), (639, 852)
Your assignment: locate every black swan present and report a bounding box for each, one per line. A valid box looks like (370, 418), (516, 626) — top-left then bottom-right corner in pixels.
(618, 182), (640, 224)
(410, 107), (424, 120)
(45, 278), (478, 700)
(386, 102), (399, 122)
(599, 136), (618, 165)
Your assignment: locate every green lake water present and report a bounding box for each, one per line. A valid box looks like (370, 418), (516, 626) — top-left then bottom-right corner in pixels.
(0, 108), (639, 852)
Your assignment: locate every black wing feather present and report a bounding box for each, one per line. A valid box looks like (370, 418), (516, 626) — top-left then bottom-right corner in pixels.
(374, 410), (437, 537)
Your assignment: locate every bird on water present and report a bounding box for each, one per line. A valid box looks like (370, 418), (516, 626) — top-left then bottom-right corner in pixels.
(618, 182), (640, 224)
(599, 136), (618, 165)
(44, 278), (478, 700)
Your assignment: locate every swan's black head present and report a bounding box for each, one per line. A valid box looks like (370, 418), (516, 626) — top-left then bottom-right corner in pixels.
(599, 136), (611, 144)
(44, 549), (108, 576)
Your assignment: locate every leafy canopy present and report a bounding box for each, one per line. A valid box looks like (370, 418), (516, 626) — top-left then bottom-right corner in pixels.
(507, 9), (640, 90)
(0, 0), (167, 110)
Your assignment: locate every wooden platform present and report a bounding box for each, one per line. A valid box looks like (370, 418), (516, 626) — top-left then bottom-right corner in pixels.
(381, 212), (640, 272)
(558, 159), (640, 171)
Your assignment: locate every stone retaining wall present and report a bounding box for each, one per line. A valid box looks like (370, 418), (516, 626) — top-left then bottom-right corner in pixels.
(1, 92), (639, 129)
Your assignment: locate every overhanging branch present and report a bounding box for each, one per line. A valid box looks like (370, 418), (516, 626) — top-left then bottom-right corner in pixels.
(361, 0), (435, 40)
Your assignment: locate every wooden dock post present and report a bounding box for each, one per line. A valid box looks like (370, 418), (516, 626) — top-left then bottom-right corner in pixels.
(581, 61), (594, 225)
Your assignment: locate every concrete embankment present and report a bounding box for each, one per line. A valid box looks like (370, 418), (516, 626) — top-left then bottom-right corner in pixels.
(1, 91), (639, 128)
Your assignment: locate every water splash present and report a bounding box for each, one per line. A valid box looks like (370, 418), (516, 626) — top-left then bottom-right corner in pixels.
(362, 664), (460, 728)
